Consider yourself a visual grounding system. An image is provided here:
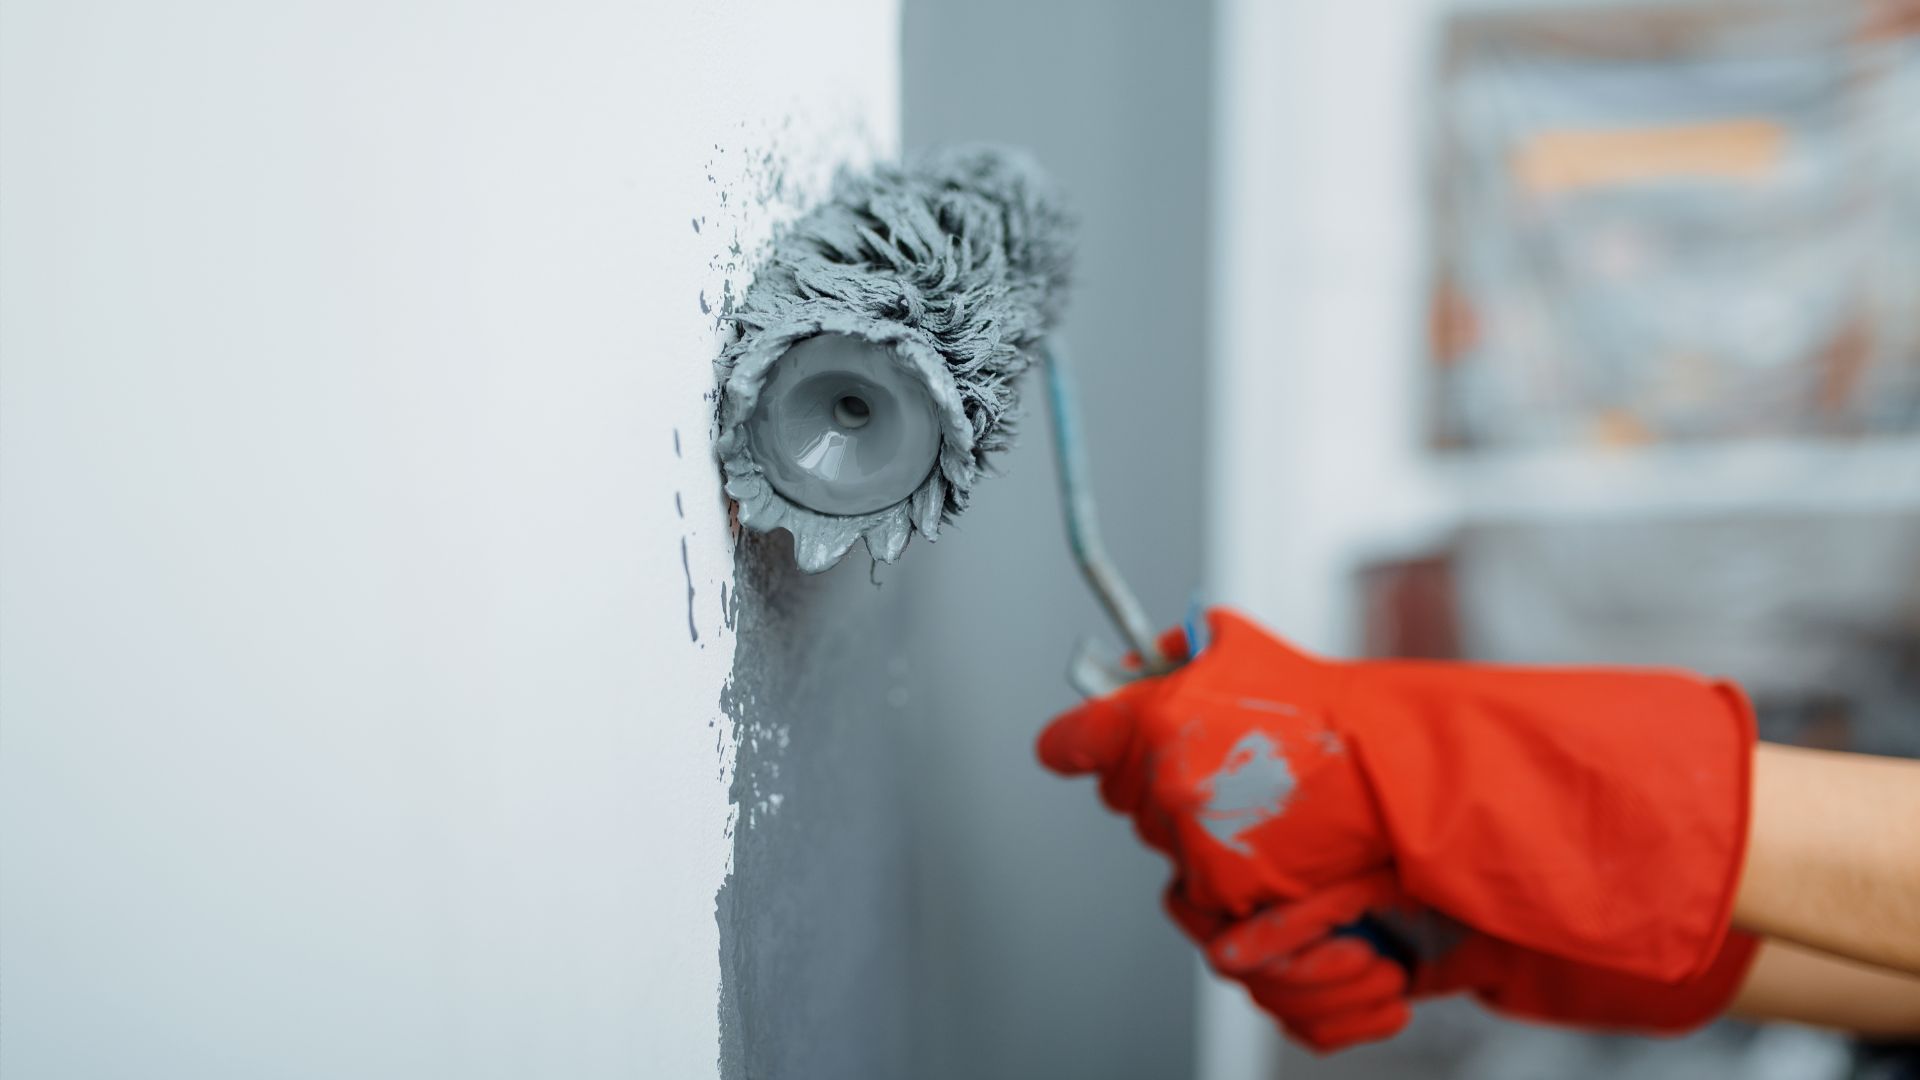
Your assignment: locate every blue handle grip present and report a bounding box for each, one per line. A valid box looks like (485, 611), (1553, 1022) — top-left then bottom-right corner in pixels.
(1335, 914), (1418, 978)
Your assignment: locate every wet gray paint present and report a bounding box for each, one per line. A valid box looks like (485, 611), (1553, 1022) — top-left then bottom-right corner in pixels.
(706, 5), (1211, 1076)
(702, 121), (923, 1073)
(715, 532), (912, 1080)
(1198, 730), (1296, 855)
(680, 537), (698, 643)
(710, 147), (1069, 574)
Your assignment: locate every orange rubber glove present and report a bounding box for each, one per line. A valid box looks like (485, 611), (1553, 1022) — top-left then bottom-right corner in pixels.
(1174, 873), (1760, 1053)
(1037, 608), (1756, 987)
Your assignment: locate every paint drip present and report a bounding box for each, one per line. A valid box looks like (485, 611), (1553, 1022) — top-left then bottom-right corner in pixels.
(713, 145), (1074, 572)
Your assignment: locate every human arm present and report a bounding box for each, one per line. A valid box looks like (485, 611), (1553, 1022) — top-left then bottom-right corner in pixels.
(1180, 871), (1920, 1049)
(1732, 937), (1920, 1035)
(1191, 904), (1920, 1050)
(1038, 609), (1920, 1049)
(1037, 609), (1754, 980)
(1181, 743), (1920, 1047)
(1736, 742), (1920, 976)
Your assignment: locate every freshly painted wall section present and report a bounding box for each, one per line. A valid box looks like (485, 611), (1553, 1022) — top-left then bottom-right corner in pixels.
(0, 2), (896, 1078)
(898, 2), (1215, 1077)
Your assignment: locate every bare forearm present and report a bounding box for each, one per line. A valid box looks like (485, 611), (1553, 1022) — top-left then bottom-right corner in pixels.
(1731, 938), (1920, 1035)
(1734, 743), (1920, 976)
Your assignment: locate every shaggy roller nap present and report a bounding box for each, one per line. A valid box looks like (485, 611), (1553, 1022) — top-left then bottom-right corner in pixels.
(714, 144), (1074, 572)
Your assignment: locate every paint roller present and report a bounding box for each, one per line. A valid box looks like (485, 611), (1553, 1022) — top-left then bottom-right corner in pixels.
(712, 145), (1414, 972)
(712, 145), (1415, 972)
(713, 144), (1171, 689)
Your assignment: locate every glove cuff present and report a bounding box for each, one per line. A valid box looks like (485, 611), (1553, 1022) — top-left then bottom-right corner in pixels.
(1474, 929), (1763, 1035)
(1341, 662), (1756, 984)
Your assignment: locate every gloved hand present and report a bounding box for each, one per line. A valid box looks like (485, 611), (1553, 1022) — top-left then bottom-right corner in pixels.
(1173, 873), (1760, 1053)
(1037, 608), (1756, 985)
(1163, 881), (1414, 1051)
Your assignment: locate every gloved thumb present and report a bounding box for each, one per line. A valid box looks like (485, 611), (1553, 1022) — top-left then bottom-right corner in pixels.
(1036, 693), (1136, 776)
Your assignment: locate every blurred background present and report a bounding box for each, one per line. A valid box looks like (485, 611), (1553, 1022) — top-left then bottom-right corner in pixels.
(899, 0), (1920, 1078)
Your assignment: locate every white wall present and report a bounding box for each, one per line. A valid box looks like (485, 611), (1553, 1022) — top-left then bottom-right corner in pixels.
(0, 3), (896, 1078)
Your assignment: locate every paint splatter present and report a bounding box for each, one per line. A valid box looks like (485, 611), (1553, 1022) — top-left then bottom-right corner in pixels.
(699, 290), (711, 315)
(680, 537), (699, 643)
(1198, 731), (1296, 855)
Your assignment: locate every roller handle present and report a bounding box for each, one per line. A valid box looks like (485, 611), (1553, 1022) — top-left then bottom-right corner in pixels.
(1335, 915), (1419, 979)
(1040, 342), (1416, 982)
(1041, 338), (1176, 679)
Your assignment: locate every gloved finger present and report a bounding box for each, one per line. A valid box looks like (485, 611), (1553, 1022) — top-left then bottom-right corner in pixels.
(1122, 607), (1296, 671)
(1118, 624), (1195, 673)
(1247, 957), (1407, 1022)
(1036, 694), (1136, 777)
(1247, 936), (1377, 990)
(1286, 1000), (1412, 1054)
(1208, 872), (1400, 976)
(1133, 805), (1176, 855)
(1163, 879), (1227, 943)
(1158, 624), (1192, 662)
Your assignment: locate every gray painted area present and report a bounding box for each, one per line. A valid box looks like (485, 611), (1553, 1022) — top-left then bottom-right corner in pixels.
(900, 2), (1215, 1077)
(715, 6), (1214, 1075)
(717, 531), (913, 1080)
(1200, 731), (1298, 856)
